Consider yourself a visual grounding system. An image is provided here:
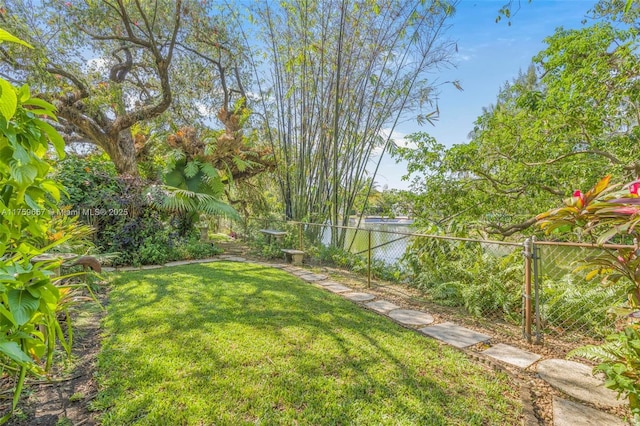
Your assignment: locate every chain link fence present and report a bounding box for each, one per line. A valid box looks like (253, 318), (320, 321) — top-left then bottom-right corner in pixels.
(532, 240), (627, 343)
(238, 218), (629, 346)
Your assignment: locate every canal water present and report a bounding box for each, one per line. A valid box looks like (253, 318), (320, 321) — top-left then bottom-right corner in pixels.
(320, 221), (414, 264)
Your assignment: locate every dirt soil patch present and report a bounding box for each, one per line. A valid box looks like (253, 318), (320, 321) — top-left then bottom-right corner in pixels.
(2, 293), (105, 426)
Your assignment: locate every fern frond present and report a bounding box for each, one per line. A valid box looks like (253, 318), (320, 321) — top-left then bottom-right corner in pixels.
(568, 342), (621, 363)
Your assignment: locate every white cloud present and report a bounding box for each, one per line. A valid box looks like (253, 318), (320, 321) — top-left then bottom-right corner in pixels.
(377, 128), (415, 153)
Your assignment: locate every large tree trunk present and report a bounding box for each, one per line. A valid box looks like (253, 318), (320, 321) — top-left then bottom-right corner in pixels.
(100, 131), (138, 176)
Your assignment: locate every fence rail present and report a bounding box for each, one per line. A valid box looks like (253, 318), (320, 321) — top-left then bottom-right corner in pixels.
(239, 218), (632, 347)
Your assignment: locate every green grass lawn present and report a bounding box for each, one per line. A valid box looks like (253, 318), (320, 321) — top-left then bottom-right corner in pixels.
(93, 262), (521, 425)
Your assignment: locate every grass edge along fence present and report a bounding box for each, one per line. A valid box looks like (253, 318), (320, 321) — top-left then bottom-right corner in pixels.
(242, 219), (632, 346)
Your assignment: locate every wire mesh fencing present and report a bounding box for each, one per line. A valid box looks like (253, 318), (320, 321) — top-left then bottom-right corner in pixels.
(238, 218), (630, 346)
(533, 240), (627, 343)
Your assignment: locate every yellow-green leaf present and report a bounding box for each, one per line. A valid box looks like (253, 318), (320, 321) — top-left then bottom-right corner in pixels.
(0, 28), (33, 48)
(0, 78), (17, 121)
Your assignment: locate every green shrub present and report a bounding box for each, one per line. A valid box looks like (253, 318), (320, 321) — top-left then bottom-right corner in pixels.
(406, 237), (522, 321)
(0, 30), (85, 420)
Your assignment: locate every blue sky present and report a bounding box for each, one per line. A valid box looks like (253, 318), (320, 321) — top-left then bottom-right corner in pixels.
(373, 0), (598, 190)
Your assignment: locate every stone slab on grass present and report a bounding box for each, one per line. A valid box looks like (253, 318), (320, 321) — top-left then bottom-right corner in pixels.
(271, 263), (289, 269)
(343, 292), (376, 302)
(165, 260), (195, 267)
(418, 322), (491, 348)
(318, 280), (346, 287)
(365, 300), (400, 313)
(324, 283), (352, 293)
(217, 256), (246, 262)
(537, 359), (625, 408)
(188, 258), (221, 264)
(299, 274), (328, 282)
(102, 267), (116, 273)
(117, 266), (140, 272)
(140, 265), (163, 270)
(482, 343), (541, 369)
(388, 309), (434, 326)
(553, 397), (627, 426)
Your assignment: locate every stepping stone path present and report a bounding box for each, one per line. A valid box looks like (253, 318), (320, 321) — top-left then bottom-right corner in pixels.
(387, 309), (434, 326)
(140, 264), (163, 270)
(482, 343), (541, 369)
(553, 397), (627, 426)
(112, 255), (631, 425)
(537, 359), (625, 408)
(299, 274), (327, 282)
(324, 283), (352, 293)
(217, 256), (246, 262)
(318, 280), (345, 287)
(343, 292), (376, 302)
(188, 258), (220, 264)
(165, 260), (194, 267)
(419, 322), (490, 348)
(271, 263), (289, 269)
(365, 300), (400, 313)
(102, 267), (116, 273)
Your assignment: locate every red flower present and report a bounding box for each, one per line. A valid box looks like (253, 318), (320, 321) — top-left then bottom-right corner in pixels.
(630, 180), (640, 197)
(573, 190), (585, 208)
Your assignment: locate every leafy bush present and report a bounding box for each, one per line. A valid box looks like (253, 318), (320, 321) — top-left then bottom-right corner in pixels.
(0, 29), (85, 421)
(538, 176), (640, 422)
(54, 155), (226, 265)
(541, 274), (623, 338)
(405, 237), (522, 321)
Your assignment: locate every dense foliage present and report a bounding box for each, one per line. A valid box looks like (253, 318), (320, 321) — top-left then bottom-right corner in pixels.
(0, 29), (79, 422)
(396, 12), (640, 238)
(538, 176), (640, 422)
(54, 155), (221, 266)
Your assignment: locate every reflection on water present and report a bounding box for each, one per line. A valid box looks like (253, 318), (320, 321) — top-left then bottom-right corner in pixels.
(320, 222), (413, 264)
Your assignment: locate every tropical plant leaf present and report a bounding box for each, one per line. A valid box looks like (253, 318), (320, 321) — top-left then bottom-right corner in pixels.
(0, 341), (34, 365)
(7, 289), (40, 326)
(0, 78), (17, 121)
(34, 119), (65, 158)
(0, 28), (33, 48)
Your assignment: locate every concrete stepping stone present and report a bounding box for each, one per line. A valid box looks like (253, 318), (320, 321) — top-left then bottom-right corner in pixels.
(188, 258), (221, 264)
(537, 359), (625, 408)
(324, 283), (352, 293)
(299, 274), (328, 282)
(117, 266), (140, 272)
(365, 300), (400, 313)
(419, 322), (491, 348)
(481, 343), (541, 369)
(343, 292), (376, 302)
(217, 256), (246, 262)
(388, 309), (434, 326)
(317, 280), (345, 287)
(553, 397), (626, 426)
(165, 260), (194, 267)
(140, 264), (163, 270)
(102, 267), (116, 273)
(271, 263), (289, 269)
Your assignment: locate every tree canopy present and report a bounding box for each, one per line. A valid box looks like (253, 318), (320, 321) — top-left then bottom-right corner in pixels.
(0, 0), (272, 183)
(395, 9), (640, 237)
(251, 0), (457, 226)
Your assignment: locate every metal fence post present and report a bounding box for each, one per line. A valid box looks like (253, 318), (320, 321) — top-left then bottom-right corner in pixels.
(532, 236), (542, 345)
(523, 238), (533, 344)
(298, 222), (303, 251)
(368, 229), (372, 289)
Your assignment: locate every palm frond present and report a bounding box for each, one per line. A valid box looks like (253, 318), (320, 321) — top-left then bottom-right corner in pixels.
(148, 185), (239, 219)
